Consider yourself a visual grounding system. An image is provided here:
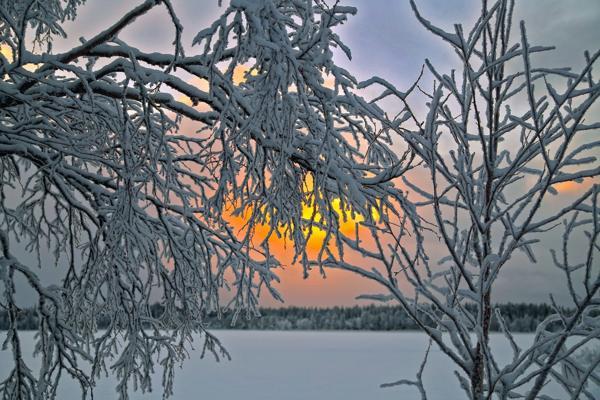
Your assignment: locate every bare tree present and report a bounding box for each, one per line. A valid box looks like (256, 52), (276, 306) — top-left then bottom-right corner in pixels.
(0, 0), (400, 399)
(323, 0), (600, 399)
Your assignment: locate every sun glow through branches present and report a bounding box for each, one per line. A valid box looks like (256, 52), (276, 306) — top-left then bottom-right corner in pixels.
(223, 175), (379, 264)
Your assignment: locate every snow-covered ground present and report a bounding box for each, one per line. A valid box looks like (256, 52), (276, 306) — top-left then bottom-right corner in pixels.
(0, 331), (586, 399)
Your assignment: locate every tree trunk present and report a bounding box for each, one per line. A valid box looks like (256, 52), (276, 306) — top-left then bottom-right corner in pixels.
(472, 291), (492, 399)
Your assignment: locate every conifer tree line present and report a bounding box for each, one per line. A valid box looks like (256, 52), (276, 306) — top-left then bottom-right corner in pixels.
(0, 303), (559, 333)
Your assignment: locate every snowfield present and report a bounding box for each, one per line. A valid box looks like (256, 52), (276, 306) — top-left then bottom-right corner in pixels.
(2, 330), (586, 399)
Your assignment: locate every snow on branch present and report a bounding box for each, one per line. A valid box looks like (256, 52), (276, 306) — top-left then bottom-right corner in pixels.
(0, 1), (403, 399)
(327, 0), (600, 398)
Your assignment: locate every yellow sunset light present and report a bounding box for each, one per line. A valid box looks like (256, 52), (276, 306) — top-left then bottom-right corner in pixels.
(1, 44), (40, 77)
(222, 174), (379, 259)
(0, 45), (12, 62)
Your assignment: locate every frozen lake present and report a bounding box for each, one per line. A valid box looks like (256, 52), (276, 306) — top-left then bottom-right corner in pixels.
(0, 330), (585, 399)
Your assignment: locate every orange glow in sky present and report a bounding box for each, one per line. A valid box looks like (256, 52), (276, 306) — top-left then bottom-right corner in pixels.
(222, 174), (373, 264)
(220, 175), (385, 307)
(552, 179), (583, 193)
(174, 162), (385, 306)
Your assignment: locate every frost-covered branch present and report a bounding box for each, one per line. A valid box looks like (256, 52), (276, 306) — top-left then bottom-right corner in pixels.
(0, 0), (400, 399)
(324, 0), (600, 398)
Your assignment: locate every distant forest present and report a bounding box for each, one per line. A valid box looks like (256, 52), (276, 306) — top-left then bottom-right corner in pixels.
(1, 303), (557, 333)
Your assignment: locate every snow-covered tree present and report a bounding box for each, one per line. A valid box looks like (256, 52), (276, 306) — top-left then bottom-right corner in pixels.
(322, 0), (600, 398)
(0, 0), (399, 398)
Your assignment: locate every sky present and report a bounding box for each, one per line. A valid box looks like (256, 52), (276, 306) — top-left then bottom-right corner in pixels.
(13, 0), (600, 307)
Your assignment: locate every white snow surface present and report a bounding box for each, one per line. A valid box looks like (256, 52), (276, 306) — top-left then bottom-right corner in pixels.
(2, 330), (585, 400)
